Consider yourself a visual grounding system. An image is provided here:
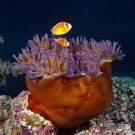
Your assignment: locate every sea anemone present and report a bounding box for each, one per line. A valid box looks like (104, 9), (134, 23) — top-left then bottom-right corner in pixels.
(12, 34), (125, 128)
(13, 34), (75, 81)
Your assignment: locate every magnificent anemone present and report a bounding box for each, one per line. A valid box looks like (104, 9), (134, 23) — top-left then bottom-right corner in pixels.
(13, 34), (125, 128)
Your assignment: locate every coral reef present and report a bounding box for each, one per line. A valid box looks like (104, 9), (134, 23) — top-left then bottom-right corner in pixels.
(12, 34), (125, 128)
(0, 91), (57, 135)
(0, 59), (18, 86)
(112, 76), (135, 94)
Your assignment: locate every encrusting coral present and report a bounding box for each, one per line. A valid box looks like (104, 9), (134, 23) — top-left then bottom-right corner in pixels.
(13, 34), (125, 128)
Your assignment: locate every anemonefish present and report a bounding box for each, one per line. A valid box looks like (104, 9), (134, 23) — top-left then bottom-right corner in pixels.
(54, 38), (69, 47)
(51, 22), (72, 35)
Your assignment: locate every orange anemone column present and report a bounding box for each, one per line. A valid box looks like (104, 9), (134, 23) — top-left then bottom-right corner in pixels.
(26, 62), (113, 128)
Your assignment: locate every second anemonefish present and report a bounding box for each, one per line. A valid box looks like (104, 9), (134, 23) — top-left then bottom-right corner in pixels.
(54, 38), (69, 47)
(51, 22), (72, 35)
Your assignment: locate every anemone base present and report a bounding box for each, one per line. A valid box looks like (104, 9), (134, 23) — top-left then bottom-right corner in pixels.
(26, 63), (113, 128)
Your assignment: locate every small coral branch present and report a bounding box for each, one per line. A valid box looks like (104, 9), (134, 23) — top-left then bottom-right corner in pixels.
(71, 37), (125, 76)
(0, 59), (18, 86)
(0, 37), (4, 44)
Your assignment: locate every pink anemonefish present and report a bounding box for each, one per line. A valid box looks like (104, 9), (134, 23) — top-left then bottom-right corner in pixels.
(54, 38), (69, 47)
(51, 22), (72, 35)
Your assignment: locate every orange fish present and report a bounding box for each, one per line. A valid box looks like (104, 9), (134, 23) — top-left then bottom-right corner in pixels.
(51, 22), (72, 35)
(54, 38), (69, 47)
